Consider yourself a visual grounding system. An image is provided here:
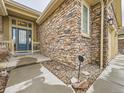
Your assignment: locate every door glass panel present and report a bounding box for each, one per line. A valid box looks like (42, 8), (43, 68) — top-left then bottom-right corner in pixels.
(27, 30), (32, 50)
(12, 28), (17, 50)
(12, 28), (16, 43)
(19, 30), (26, 44)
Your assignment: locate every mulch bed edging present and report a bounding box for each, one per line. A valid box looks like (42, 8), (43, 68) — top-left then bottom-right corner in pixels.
(0, 70), (9, 93)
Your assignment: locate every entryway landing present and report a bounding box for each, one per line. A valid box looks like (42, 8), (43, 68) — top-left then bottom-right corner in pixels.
(4, 53), (75, 93)
(0, 53), (51, 70)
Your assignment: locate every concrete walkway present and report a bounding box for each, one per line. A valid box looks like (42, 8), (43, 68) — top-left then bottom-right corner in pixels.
(4, 63), (74, 93)
(86, 54), (124, 93)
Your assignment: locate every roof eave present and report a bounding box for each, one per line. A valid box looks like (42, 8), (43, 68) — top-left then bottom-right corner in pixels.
(0, 0), (8, 16)
(4, 0), (41, 15)
(36, 0), (65, 24)
(4, 0), (41, 21)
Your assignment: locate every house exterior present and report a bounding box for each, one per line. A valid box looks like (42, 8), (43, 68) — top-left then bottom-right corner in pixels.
(118, 27), (124, 54)
(0, 0), (122, 68)
(36, 0), (122, 68)
(0, 0), (40, 54)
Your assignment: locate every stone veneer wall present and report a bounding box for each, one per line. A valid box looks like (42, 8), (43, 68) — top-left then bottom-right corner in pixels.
(0, 16), (3, 41)
(38, 0), (102, 66)
(90, 3), (101, 65)
(39, 0), (90, 66)
(103, 6), (108, 66)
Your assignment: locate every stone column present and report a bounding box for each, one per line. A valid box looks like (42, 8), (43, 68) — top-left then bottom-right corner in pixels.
(0, 16), (3, 41)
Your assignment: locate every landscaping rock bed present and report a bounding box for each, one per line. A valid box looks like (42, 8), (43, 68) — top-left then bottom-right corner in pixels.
(42, 61), (103, 92)
(0, 70), (8, 93)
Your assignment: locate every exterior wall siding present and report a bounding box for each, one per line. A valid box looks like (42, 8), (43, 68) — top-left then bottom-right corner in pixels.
(105, 4), (118, 64)
(118, 39), (124, 54)
(0, 16), (2, 32)
(33, 23), (38, 42)
(3, 16), (9, 40)
(103, 6), (108, 66)
(0, 16), (3, 41)
(38, 0), (103, 66)
(38, 0), (92, 66)
(90, 3), (101, 65)
(38, 0), (119, 67)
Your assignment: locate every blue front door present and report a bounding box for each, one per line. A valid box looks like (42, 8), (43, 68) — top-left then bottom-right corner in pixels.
(12, 28), (32, 51)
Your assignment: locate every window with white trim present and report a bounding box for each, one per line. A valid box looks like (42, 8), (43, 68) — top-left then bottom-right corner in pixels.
(82, 1), (90, 35)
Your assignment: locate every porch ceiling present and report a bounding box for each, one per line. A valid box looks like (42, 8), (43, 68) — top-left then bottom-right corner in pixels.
(86, 0), (100, 6)
(4, 0), (41, 21)
(0, 0), (8, 16)
(7, 9), (38, 21)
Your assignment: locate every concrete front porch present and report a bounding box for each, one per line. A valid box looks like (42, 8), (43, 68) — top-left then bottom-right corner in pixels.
(0, 53), (51, 70)
(3, 53), (75, 93)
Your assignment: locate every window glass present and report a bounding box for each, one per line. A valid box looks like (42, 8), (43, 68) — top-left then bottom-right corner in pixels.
(17, 20), (27, 27)
(83, 5), (88, 33)
(11, 18), (33, 29)
(12, 19), (16, 25)
(12, 28), (16, 43)
(28, 23), (32, 28)
(19, 30), (26, 44)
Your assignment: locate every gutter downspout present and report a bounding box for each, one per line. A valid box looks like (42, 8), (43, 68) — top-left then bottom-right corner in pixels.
(100, 0), (104, 69)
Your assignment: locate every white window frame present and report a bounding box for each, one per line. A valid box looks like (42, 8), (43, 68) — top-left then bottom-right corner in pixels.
(81, 0), (90, 38)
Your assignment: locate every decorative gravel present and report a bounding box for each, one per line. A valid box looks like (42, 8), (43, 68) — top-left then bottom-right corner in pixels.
(42, 61), (103, 92)
(0, 70), (8, 93)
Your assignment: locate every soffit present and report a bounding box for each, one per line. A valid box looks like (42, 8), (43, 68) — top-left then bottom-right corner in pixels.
(0, 0), (8, 16)
(36, 0), (65, 24)
(4, 0), (40, 21)
(86, 0), (100, 6)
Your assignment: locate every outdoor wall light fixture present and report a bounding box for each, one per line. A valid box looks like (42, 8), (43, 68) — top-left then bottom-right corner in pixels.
(107, 15), (113, 25)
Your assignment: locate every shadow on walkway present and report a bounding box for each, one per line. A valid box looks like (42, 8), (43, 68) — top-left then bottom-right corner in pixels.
(16, 77), (73, 93)
(5, 64), (74, 93)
